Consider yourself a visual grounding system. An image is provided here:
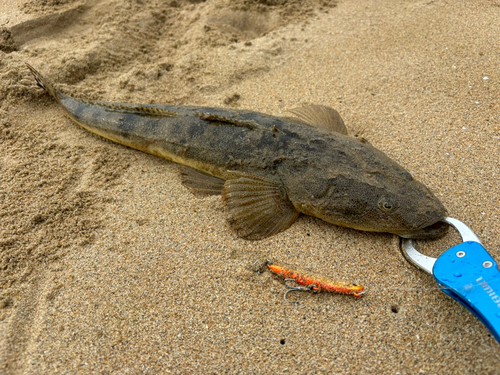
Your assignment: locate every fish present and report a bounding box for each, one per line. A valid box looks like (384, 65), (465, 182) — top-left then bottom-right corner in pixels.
(26, 63), (448, 240)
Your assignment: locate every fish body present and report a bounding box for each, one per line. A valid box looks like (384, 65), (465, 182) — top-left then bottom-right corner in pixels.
(27, 64), (447, 240)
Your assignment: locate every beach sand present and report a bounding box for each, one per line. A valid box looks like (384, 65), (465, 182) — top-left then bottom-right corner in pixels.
(1, 0), (499, 373)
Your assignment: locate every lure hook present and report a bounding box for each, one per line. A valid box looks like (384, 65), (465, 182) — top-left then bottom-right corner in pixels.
(283, 279), (318, 302)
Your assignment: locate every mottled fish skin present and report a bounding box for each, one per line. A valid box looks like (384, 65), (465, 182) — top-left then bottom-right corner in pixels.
(26, 64), (448, 240)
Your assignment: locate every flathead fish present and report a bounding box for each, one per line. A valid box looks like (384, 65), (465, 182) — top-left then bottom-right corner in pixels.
(27, 64), (447, 240)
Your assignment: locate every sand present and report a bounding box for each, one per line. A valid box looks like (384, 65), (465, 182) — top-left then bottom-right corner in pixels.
(1, 0), (499, 373)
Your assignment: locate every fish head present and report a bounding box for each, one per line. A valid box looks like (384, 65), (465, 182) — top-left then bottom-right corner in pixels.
(280, 137), (448, 239)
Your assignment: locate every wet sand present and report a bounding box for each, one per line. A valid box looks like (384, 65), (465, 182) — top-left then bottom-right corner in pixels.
(1, 0), (500, 373)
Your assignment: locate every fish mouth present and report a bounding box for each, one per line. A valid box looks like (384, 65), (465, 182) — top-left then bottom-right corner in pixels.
(397, 220), (450, 239)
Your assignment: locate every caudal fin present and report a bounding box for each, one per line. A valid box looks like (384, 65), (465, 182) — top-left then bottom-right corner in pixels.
(25, 63), (61, 102)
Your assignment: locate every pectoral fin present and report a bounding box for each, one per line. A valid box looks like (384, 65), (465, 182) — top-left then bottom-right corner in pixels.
(180, 166), (225, 196)
(222, 173), (299, 240)
(287, 105), (348, 135)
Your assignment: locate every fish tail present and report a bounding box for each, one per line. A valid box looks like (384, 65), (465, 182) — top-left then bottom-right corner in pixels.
(25, 63), (61, 103)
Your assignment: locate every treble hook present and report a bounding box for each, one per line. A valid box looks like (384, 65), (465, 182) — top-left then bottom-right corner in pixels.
(283, 279), (318, 302)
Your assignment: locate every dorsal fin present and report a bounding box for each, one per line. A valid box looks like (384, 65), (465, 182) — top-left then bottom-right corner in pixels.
(198, 112), (261, 131)
(287, 105), (348, 135)
(96, 102), (181, 118)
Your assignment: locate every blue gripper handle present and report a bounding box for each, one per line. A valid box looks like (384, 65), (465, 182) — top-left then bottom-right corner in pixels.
(433, 241), (500, 342)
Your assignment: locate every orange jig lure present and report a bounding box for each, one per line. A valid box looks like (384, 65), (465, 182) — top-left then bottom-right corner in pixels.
(255, 260), (365, 298)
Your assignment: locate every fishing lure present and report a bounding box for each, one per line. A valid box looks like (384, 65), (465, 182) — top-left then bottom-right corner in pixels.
(254, 259), (365, 301)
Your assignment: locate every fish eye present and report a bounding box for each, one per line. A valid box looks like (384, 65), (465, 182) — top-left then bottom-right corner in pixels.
(378, 200), (397, 213)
